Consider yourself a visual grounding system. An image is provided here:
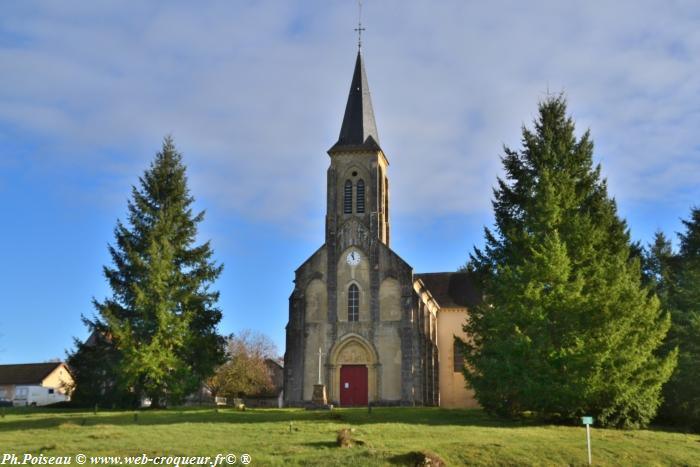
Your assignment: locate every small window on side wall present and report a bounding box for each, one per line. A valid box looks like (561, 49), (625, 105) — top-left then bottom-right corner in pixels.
(454, 339), (465, 372)
(344, 180), (353, 214)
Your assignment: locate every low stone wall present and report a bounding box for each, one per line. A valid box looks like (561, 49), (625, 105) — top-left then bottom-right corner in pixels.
(242, 397), (279, 408)
(283, 398), (421, 408)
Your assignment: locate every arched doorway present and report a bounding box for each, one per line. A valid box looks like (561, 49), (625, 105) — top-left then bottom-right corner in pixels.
(328, 334), (378, 406)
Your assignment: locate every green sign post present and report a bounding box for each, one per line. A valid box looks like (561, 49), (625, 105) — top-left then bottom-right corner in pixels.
(582, 416), (593, 465)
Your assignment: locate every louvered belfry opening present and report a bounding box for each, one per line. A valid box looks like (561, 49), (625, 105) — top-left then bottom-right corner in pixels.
(344, 180), (353, 214)
(356, 179), (365, 213)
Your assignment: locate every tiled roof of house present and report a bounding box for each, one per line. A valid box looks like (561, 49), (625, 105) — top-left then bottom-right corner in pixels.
(415, 272), (481, 309)
(0, 362), (66, 385)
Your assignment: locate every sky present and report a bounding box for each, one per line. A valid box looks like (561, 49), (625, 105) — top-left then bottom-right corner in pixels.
(1, 1), (699, 363)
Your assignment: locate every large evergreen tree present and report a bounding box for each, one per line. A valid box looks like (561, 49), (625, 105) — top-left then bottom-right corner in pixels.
(655, 209), (700, 429)
(74, 137), (224, 407)
(462, 96), (676, 428)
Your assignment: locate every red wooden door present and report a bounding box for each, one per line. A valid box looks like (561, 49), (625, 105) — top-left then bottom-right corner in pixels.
(340, 365), (368, 406)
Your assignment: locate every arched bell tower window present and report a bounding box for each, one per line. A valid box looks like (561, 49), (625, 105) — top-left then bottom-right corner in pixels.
(356, 179), (365, 214)
(344, 180), (352, 214)
(348, 284), (359, 322)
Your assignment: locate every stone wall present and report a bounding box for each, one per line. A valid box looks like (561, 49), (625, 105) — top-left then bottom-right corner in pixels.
(436, 308), (480, 408)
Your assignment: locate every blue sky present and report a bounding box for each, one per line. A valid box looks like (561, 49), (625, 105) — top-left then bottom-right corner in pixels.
(1, 1), (699, 363)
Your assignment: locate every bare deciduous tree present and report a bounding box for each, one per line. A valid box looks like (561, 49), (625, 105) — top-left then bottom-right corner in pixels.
(207, 330), (278, 398)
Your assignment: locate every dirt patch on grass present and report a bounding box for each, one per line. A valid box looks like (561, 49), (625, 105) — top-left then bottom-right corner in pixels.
(58, 422), (81, 430)
(336, 428), (366, 448)
(390, 450), (446, 466)
(336, 428), (353, 447)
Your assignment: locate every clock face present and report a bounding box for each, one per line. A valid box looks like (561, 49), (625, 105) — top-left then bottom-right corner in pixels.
(346, 250), (361, 266)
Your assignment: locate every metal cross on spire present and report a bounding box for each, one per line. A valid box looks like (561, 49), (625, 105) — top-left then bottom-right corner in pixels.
(354, 0), (365, 50)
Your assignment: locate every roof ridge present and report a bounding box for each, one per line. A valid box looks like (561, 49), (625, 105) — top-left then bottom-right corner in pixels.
(0, 362), (63, 366)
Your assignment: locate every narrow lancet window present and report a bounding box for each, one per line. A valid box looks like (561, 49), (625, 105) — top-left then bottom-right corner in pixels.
(356, 179), (365, 213)
(384, 176), (389, 220)
(344, 180), (353, 214)
(348, 284), (359, 322)
(454, 340), (465, 372)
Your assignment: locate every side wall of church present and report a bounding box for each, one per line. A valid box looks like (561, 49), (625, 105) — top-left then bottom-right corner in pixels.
(302, 278), (328, 399)
(377, 277), (401, 400)
(437, 308), (480, 408)
(375, 243), (416, 404)
(283, 246), (327, 404)
(411, 280), (441, 406)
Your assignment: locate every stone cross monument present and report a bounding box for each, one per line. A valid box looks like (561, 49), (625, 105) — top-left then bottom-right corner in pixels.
(311, 347), (328, 406)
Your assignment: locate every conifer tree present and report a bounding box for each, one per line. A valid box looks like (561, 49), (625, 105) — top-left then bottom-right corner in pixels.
(462, 96), (676, 428)
(80, 137), (224, 407)
(641, 231), (674, 298)
(657, 209), (700, 429)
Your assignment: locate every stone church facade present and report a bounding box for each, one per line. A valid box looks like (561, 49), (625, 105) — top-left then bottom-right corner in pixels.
(284, 51), (480, 408)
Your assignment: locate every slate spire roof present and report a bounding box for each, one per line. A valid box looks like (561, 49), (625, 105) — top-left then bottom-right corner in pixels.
(330, 51), (381, 152)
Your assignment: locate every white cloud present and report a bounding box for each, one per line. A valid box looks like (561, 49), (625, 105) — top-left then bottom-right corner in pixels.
(0, 1), (698, 228)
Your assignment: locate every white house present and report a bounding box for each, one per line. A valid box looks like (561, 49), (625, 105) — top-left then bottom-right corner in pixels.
(0, 362), (73, 406)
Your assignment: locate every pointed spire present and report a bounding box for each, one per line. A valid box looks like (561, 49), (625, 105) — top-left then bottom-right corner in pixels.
(331, 51), (381, 151)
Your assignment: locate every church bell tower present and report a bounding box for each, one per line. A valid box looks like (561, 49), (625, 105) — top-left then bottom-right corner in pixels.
(326, 50), (390, 249)
(284, 45), (419, 407)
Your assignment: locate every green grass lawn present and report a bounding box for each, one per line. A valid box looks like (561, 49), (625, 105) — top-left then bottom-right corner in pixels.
(1, 407), (698, 466)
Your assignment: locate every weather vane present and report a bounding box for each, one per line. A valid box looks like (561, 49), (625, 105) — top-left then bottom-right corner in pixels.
(354, 0), (365, 50)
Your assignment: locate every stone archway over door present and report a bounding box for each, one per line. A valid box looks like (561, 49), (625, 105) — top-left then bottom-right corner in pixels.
(328, 334), (379, 405)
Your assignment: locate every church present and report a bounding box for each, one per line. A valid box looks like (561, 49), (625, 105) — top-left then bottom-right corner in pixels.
(283, 48), (481, 408)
